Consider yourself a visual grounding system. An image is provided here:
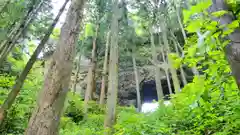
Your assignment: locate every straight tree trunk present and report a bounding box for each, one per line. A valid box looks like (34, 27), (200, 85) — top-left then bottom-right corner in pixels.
(161, 22), (181, 93)
(150, 29), (164, 100)
(132, 53), (141, 112)
(0, 0), (69, 125)
(179, 65), (187, 85)
(168, 55), (181, 93)
(104, 0), (120, 129)
(211, 0), (240, 88)
(25, 0), (85, 134)
(170, 30), (187, 85)
(159, 35), (173, 94)
(175, 4), (199, 76)
(0, 0), (44, 66)
(160, 48), (173, 94)
(84, 23), (99, 114)
(173, 39), (187, 86)
(91, 24), (99, 98)
(100, 31), (110, 106)
(73, 54), (82, 94)
(84, 66), (93, 113)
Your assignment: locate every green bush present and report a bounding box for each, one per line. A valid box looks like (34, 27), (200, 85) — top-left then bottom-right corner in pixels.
(1, 1), (240, 133)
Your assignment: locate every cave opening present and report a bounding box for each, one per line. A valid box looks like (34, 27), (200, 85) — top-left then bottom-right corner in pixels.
(141, 80), (158, 103)
(140, 79), (175, 112)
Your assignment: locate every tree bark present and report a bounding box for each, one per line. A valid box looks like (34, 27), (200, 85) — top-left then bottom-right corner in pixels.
(161, 22), (181, 93)
(170, 30), (188, 85)
(0, 0), (68, 125)
(211, 0), (240, 88)
(0, 0), (44, 66)
(84, 23), (99, 114)
(132, 53), (141, 112)
(159, 34), (173, 94)
(168, 55), (181, 93)
(73, 55), (81, 94)
(160, 48), (173, 94)
(100, 31), (110, 106)
(25, 0), (84, 134)
(104, 0), (120, 129)
(150, 29), (164, 100)
(173, 38), (187, 86)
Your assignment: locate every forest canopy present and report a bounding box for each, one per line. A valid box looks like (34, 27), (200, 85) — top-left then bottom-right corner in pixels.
(0, 0), (240, 135)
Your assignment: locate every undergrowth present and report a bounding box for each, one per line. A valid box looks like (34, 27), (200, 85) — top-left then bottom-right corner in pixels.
(1, 1), (240, 135)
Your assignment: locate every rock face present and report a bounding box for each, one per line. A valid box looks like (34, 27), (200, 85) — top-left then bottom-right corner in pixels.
(117, 67), (176, 108)
(43, 56), (188, 108)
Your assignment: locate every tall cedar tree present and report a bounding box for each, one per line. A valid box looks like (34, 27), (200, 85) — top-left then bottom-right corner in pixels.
(25, 0), (85, 134)
(150, 29), (164, 99)
(132, 51), (141, 112)
(0, 0), (69, 124)
(100, 31), (110, 106)
(104, 0), (120, 129)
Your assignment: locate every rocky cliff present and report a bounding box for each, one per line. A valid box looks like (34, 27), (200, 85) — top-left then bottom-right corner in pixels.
(43, 55), (192, 108)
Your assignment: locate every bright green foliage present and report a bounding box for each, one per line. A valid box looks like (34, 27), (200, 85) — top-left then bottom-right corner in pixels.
(0, 62), (43, 134)
(1, 0), (240, 135)
(60, 93), (105, 135)
(0, 73), (105, 134)
(0, 75), (15, 89)
(50, 28), (61, 40)
(111, 1), (240, 135)
(113, 76), (240, 134)
(169, 53), (182, 69)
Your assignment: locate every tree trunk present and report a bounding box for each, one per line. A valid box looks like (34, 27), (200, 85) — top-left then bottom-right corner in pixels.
(100, 31), (110, 106)
(168, 55), (181, 93)
(159, 34), (173, 94)
(0, 0), (68, 125)
(175, 4), (199, 76)
(211, 0), (240, 88)
(44, 59), (51, 78)
(0, 0), (44, 66)
(25, 0), (84, 134)
(84, 23), (99, 114)
(179, 66), (187, 85)
(160, 48), (173, 94)
(132, 53), (141, 112)
(73, 54), (82, 94)
(173, 38), (187, 86)
(161, 22), (181, 93)
(150, 29), (164, 100)
(104, 0), (120, 129)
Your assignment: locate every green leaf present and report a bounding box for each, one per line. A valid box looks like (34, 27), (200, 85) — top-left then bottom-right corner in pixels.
(223, 29), (234, 36)
(210, 21), (218, 26)
(227, 20), (239, 29)
(135, 28), (144, 36)
(186, 19), (203, 33)
(50, 28), (60, 39)
(188, 46), (197, 57)
(183, 9), (192, 23)
(84, 23), (94, 37)
(169, 53), (182, 69)
(212, 10), (228, 17)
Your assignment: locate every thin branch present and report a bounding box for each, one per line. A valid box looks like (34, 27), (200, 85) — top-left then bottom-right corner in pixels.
(148, 58), (169, 70)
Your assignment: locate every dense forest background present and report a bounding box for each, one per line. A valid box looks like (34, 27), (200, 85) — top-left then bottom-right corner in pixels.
(0, 0), (240, 134)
